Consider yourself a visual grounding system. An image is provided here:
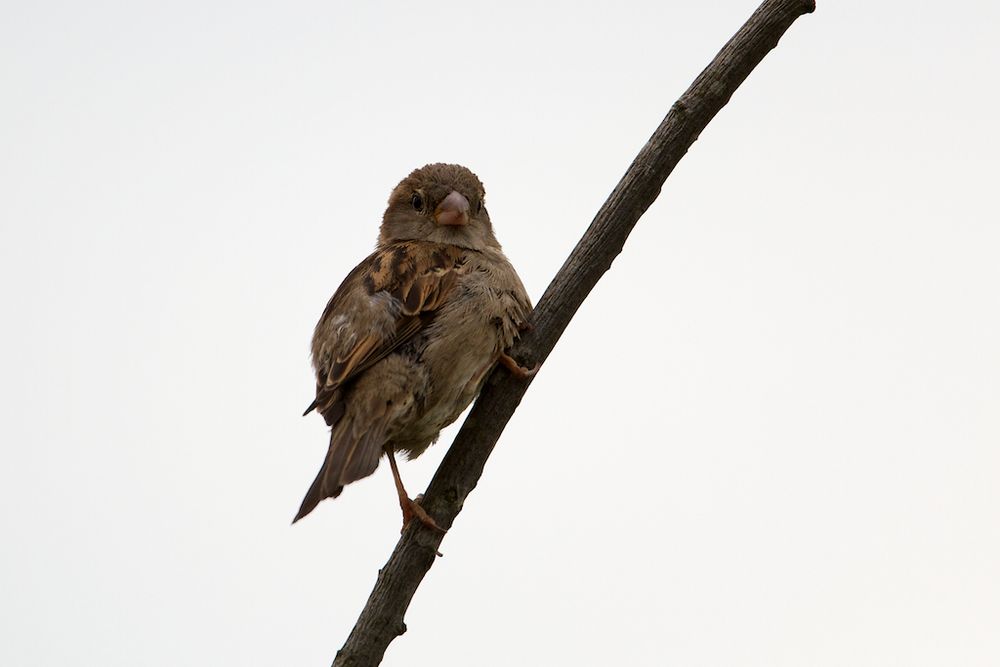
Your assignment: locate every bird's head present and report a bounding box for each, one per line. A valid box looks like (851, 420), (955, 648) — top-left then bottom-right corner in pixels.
(379, 163), (500, 250)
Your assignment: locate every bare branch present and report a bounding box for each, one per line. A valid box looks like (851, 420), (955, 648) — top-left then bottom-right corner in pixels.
(331, 1), (816, 664)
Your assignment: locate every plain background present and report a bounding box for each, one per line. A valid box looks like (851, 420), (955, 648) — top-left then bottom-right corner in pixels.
(2, 1), (998, 665)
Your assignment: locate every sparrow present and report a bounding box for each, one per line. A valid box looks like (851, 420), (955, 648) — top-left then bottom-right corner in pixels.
(294, 163), (536, 531)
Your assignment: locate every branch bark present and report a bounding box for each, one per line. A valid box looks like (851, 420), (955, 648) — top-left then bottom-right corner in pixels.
(332, 1), (815, 664)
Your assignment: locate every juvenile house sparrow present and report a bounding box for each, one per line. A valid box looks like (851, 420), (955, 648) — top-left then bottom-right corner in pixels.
(294, 164), (536, 530)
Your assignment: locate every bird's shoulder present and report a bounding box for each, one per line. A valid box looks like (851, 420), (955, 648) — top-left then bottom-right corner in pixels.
(360, 241), (470, 314)
(316, 242), (470, 319)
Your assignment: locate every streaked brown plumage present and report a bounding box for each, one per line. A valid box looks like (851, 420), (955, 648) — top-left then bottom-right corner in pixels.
(294, 164), (534, 528)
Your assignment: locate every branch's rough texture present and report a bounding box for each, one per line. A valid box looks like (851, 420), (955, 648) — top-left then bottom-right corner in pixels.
(332, 1), (815, 664)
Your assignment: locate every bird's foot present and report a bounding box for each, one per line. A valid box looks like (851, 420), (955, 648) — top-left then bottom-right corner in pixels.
(400, 494), (447, 536)
(498, 352), (539, 380)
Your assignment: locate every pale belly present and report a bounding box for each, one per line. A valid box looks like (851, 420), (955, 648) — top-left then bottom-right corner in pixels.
(388, 274), (522, 458)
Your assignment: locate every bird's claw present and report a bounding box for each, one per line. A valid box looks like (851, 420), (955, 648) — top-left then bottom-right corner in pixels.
(498, 352), (539, 380)
(401, 495), (447, 536)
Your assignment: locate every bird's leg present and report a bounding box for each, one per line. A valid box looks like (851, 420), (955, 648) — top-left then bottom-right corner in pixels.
(383, 445), (446, 534)
(498, 351), (540, 380)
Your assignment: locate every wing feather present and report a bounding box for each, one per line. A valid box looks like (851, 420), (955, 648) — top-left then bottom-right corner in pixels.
(304, 242), (466, 424)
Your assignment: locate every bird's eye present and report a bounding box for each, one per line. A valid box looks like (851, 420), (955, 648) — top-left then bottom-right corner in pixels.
(411, 193), (424, 212)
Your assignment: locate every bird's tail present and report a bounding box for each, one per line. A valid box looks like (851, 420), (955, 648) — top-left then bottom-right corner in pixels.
(292, 409), (391, 523)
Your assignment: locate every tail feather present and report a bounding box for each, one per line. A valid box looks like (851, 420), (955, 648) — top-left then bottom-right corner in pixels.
(292, 468), (343, 524)
(291, 411), (391, 524)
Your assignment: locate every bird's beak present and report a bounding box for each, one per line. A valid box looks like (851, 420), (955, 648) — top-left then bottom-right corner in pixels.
(434, 190), (470, 226)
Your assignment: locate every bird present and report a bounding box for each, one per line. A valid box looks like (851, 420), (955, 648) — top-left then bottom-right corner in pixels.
(294, 163), (537, 531)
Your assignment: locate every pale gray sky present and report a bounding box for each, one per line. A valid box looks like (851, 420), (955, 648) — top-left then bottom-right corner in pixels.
(2, 1), (998, 665)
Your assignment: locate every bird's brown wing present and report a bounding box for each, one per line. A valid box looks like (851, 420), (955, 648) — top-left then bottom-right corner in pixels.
(304, 242), (467, 425)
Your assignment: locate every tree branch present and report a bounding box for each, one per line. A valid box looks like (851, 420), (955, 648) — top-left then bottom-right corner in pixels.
(331, 1), (815, 664)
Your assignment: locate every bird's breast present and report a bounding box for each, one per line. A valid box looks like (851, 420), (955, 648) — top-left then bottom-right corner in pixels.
(414, 258), (528, 417)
